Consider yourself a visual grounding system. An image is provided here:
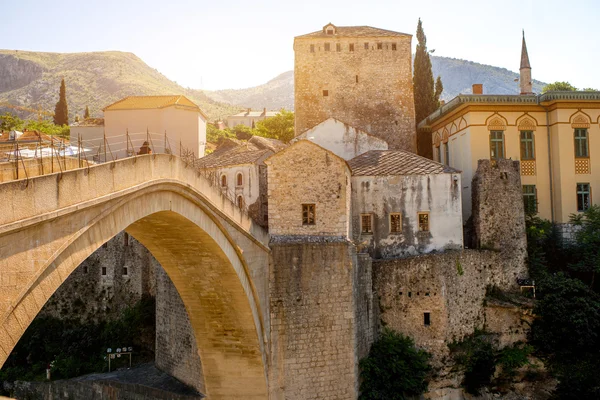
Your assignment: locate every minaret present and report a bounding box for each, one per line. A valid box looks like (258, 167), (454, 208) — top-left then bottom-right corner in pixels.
(520, 30), (533, 95)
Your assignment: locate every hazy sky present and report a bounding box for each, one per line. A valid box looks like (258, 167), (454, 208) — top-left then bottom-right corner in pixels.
(2, 0), (599, 91)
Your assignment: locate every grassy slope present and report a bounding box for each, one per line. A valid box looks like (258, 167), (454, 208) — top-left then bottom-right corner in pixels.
(0, 50), (240, 120)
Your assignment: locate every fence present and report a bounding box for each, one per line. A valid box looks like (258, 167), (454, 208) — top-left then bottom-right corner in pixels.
(0, 130), (249, 216)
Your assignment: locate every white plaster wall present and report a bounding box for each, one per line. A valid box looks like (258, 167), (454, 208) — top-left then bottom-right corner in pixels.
(352, 173), (463, 258)
(216, 164), (261, 206)
(295, 118), (388, 160)
(69, 126), (104, 147)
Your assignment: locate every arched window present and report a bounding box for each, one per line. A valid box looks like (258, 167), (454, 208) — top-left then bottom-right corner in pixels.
(221, 174), (227, 187)
(237, 195), (244, 208)
(237, 172), (243, 186)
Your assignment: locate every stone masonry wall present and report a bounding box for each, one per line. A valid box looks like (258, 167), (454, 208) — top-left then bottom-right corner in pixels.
(269, 241), (366, 400)
(471, 159), (528, 287)
(155, 267), (205, 394)
(373, 250), (529, 366)
(266, 140), (351, 237)
(40, 232), (157, 322)
(294, 33), (416, 152)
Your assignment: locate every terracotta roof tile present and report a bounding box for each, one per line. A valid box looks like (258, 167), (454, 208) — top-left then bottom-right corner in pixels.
(103, 95), (206, 118)
(197, 147), (272, 169)
(296, 25), (410, 39)
(348, 150), (459, 176)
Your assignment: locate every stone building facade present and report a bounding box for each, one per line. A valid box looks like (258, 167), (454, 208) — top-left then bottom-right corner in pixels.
(294, 23), (417, 152)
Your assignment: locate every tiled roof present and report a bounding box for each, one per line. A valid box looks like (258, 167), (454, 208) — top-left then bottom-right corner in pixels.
(248, 136), (286, 152)
(296, 25), (410, 39)
(196, 147), (272, 169)
(71, 118), (104, 127)
(348, 150), (459, 176)
(103, 95), (206, 117)
(0, 130), (67, 144)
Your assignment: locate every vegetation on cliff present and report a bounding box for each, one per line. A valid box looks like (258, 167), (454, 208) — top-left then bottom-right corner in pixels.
(359, 329), (431, 399)
(526, 207), (600, 398)
(0, 112), (70, 138)
(207, 110), (295, 146)
(0, 295), (155, 390)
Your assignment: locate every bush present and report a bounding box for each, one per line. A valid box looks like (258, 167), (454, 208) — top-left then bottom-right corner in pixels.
(497, 342), (532, 378)
(359, 328), (431, 399)
(449, 330), (495, 395)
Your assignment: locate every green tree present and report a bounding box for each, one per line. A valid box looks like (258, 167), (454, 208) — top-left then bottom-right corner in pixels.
(53, 78), (69, 126)
(231, 124), (253, 140)
(252, 109), (294, 143)
(583, 88), (599, 92)
(413, 18), (439, 158)
(434, 76), (444, 106)
(569, 205), (600, 287)
(0, 112), (24, 131)
(542, 81), (577, 93)
(84, 105), (90, 119)
(206, 122), (235, 144)
(359, 329), (431, 399)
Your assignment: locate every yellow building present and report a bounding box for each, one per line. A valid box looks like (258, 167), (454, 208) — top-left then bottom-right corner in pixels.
(419, 35), (600, 237)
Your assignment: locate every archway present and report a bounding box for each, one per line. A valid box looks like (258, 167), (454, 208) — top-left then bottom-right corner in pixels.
(0, 185), (268, 399)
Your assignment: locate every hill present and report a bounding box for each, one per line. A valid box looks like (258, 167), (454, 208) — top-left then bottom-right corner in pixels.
(203, 56), (547, 110)
(0, 50), (240, 121)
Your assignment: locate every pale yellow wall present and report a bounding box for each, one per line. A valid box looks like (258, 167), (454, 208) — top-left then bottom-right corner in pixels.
(431, 105), (600, 223)
(104, 107), (206, 158)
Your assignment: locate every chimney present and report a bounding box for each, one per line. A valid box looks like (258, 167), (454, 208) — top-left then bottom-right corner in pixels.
(472, 84), (483, 95)
(440, 100), (446, 106)
(263, 107), (267, 116)
(245, 108), (251, 116)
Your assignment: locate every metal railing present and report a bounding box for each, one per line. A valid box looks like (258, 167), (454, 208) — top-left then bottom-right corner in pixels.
(0, 130), (249, 216)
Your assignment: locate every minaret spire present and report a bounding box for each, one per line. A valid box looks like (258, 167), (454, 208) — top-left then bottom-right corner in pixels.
(520, 30), (533, 95)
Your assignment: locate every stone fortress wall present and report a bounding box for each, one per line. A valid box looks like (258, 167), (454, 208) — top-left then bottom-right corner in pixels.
(294, 29), (416, 152)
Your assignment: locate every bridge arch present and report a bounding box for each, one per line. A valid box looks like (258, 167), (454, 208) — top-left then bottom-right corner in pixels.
(0, 157), (269, 399)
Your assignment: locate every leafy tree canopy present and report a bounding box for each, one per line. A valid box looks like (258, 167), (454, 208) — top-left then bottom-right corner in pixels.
(359, 328), (431, 400)
(541, 81), (577, 93)
(252, 109), (295, 143)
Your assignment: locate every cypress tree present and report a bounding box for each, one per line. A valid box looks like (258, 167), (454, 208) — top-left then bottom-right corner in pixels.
(84, 105), (90, 119)
(53, 78), (69, 126)
(435, 76), (444, 107)
(413, 19), (439, 158)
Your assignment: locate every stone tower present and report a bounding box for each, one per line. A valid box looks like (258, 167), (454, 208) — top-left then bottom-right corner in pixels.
(520, 31), (533, 95)
(294, 23), (417, 151)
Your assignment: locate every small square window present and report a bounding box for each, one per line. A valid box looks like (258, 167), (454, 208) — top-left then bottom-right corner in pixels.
(424, 312), (431, 326)
(377, 43), (382, 50)
(123, 267), (128, 276)
(322, 90), (328, 97)
(390, 213), (402, 233)
(364, 42), (369, 50)
(302, 204), (316, 225)
(310, 44), (315, 53)
(418, 212), (429, 232)
(355, 75), (359, 83)
(361, 214), (373, 234)
(101, 267), (107, 276)
(83, 266), (88, 274)
(391, 43), (397, 51)
(324, 43), (330, 51)
(349, 43), (354, 52)
(336, 43), (341, 52)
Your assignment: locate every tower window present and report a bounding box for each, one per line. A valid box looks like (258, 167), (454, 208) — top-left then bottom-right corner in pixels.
(322, 90), (328, 97)
(83, 266), (88, 274)
(364, 42), (369, 50)
(377, 43), (382, 50)
(349, 43), (354, 52)
(324, 43), (330, 51)
(336, 43), (341, 52)
(424, 312), (431, 326)
(123, 267), (128, 276)
(361, 214), (373, 234)
(418, 212), (430, 232)
(392, 43), (397, 51)
(390, 213), (402, 233)
(123, 232), (129, 247)
(101, 267), (107, 276)
(355, 75), (359, 83)
(302, 204), (316, 225)
(310, 44), (315, 53)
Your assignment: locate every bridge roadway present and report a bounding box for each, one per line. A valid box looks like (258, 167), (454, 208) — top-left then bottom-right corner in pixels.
(0, 154), (271, 399)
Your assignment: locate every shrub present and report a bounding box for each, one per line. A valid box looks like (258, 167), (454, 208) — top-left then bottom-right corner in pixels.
(449, 331), (495, 395)
(359, 328), (431, 399)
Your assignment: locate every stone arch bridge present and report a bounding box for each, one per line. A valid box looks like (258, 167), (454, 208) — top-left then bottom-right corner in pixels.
(0, 155), (272, 399)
